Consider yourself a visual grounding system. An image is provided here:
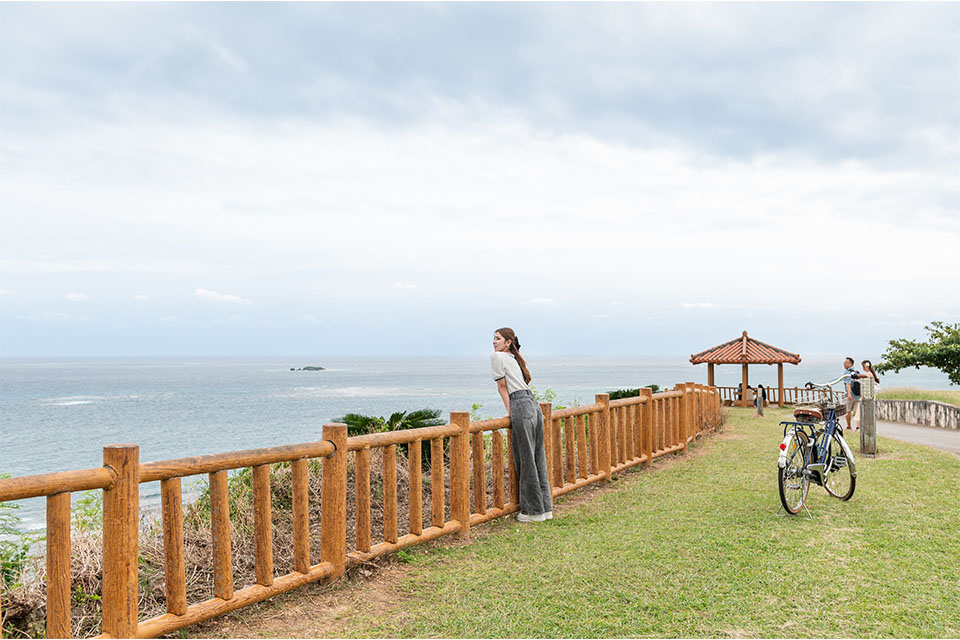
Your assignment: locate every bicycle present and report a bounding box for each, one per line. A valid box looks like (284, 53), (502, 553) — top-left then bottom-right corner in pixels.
(777, 376), (858, 516)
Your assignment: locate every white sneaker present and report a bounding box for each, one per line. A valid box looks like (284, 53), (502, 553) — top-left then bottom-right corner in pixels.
(517, 512), (534, 523)
(542, 511), (553, 520)
(531, 512), (547, 522)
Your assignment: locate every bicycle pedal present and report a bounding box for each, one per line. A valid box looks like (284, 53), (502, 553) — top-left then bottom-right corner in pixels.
(807, 462), (825, 473)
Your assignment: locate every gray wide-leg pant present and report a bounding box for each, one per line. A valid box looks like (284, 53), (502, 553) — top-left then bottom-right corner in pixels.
(509, 389), (553, 516)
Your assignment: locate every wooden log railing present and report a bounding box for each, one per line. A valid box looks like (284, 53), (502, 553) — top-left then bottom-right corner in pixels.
(0, 383), (723, 639)
(715, 385), (844, 407)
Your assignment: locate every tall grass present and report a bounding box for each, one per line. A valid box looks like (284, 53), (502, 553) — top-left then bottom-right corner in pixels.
(877, 386), (960, 407)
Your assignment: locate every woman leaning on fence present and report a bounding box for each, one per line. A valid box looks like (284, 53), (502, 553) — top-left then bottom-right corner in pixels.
(490, 327), (553, 522)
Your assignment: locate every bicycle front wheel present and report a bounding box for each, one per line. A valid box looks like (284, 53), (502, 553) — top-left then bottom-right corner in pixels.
(778, 430), (810, 514)
(824, 431), (856, 500)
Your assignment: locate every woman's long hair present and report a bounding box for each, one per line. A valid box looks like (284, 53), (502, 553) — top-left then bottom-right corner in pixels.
(862, 360), (880, 383)
(496, 327), (531, 384)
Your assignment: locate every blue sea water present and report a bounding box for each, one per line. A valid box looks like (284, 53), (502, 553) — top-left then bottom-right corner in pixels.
(0, 355), (951, 531)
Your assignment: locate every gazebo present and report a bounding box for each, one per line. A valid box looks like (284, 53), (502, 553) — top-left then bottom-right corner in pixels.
(690, 331), (801, 407)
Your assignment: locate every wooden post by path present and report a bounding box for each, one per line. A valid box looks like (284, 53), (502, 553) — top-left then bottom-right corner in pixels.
(860, 378), (877, 457)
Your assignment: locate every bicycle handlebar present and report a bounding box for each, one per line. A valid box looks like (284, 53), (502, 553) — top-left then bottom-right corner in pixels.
(805, 375), (849, 391)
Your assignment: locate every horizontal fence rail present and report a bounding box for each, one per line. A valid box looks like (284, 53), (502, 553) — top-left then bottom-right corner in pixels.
(715, 385), (844, 408)
(0, 383), (722, 639)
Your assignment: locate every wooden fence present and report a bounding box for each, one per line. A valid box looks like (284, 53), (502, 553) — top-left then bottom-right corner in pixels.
(715, 385), (845, 407)
(0, 383), (721, 639)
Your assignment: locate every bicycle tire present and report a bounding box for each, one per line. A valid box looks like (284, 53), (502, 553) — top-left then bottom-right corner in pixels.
(778, 430), (810, 514)
(824, 431), (856, 500)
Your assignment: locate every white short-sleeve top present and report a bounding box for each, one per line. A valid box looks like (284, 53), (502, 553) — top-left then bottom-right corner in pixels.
(490, 352), (530, 394)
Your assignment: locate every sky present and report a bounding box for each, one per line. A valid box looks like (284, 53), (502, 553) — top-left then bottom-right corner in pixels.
(1, 2), (958, 358)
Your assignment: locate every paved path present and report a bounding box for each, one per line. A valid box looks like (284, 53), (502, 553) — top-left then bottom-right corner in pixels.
(875, 420), (960, 457)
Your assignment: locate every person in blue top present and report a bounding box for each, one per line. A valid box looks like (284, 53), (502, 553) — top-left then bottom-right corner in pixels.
(490, 327), (553, 523)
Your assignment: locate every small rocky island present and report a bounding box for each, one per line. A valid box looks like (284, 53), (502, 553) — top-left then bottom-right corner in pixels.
(290, 366), (325, 371)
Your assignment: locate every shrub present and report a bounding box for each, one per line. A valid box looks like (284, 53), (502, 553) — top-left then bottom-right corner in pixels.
(607, 385), (660, 400)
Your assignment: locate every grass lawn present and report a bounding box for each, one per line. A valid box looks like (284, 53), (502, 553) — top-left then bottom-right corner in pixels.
(323, 407), (960, 638)
(877, 387), (960, 407)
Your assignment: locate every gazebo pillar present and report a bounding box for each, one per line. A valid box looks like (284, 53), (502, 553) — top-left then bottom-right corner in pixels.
(741, 364), (749, 407)
(707, 363), (715, 387)
(777, 363), (784, 407)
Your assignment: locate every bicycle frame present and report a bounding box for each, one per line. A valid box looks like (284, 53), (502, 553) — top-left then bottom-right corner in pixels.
(780, 412), (841, 483)
(778, 375), (858, 483)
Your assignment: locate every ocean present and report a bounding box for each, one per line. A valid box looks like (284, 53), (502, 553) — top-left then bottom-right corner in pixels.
(1, 355), (951, 531)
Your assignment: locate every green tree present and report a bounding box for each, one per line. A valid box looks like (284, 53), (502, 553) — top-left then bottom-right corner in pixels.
(875, 321), (960, 385)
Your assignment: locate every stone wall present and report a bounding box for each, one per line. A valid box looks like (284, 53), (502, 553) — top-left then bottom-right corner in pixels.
(876, 399), (960, 430)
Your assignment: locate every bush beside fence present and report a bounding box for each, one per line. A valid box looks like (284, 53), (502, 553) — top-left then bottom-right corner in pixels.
(0, 383), (721, 639)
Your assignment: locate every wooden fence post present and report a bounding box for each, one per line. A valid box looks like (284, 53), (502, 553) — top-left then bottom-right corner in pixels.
(46, 492), (71, 639)
(641, 388), (653, 463)
(209, 470), (233, 600)
(321, 423), (347, 578)
(712, 385), (719, 429)
(291, 458), (311, 574)
(695, 385), (704, 431)
(253, 464), (274, 586)
(450, 412), (471, 539)
(684, 382), (695, 438)
(161, 477), (187, 615)
(675, 384), (688, 452)
(540, 402), (553, 489)
(101, 444), (139, 640)
(595, 394), (610, 482)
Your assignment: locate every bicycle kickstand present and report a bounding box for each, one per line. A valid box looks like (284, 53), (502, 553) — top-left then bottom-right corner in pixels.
(776, 503), (813, 519)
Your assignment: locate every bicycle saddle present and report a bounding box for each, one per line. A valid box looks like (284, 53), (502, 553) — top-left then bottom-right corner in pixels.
(793, 407), (822, 422)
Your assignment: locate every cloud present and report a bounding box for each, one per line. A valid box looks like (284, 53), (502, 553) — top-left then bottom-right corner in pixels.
(64, 292), (90, 302)
(130, 294), (150, 301)
(295, 314), (324, 324)
(1, 4), (957, 357)
(159, 315), (185, 325)
(0, 289), (13, 295)
(194, 288), (252, 304)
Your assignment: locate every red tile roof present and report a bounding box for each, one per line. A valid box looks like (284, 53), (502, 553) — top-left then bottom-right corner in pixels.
(690, 331), (801, 365)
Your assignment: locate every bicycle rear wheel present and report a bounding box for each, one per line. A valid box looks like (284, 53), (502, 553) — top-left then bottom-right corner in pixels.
(824, 431), (856, 500)
(778, 430), (810, 514)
